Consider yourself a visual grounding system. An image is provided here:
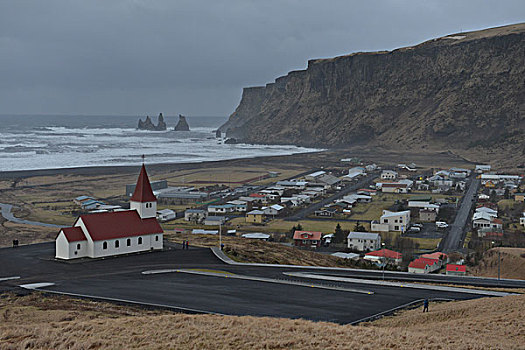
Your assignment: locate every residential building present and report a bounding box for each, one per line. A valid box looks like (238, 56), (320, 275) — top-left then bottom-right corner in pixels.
(346, 232), (381, 251)
(156, 209), (176, 222)
(419, 209), (437, 222)
(56, 165), (163, 260)
(364, 249), (403, 265)
(420, 252), (448, 267)
(204, 216), (228, 226)
(381, 170), (398, 180)
(241, 233), (270, 240)
(521, 213), (525, 226)
(315, 208), (336, 217)
(381, 182), (409, 193)
(332, 252), (360, 260)
(184, 209), (207, 222)
(293, 231), (322, 248)
(246, 210), (265, 224)
(446, 264), (466, 276)
(379, 210), (411, 233)
(475, 165), (491, 173)
(408, 258), (439, 274)
(263, 204), (284, 216)
(473, 212), (502, 230)
(514, 193), (525, 202)
(305, 170), (326, 181)
(207, 204), (235, 214)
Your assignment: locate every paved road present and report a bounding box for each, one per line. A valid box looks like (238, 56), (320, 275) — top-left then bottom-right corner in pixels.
(285, 173), (377, 221)
(0, 203), (66, 228)
(440, 177), (480, 252)
(1, 242), (523, 324)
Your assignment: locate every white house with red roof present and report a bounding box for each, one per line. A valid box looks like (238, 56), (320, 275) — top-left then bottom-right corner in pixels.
(55, 165), (163, 260)
(364, 249), (403, 265)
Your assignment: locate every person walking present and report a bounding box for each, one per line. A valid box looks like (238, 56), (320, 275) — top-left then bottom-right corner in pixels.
(423, 298), (429, 312)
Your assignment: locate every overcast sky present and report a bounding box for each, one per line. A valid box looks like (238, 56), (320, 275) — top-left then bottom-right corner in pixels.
(0, 1), (523, 117)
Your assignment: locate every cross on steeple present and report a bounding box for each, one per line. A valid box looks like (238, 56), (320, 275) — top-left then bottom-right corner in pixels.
(141, 154), (145, 165)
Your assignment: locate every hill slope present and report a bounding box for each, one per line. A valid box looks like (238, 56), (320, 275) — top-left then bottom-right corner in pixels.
(220, 23), (525, 166)
(1, 293), (523, 349)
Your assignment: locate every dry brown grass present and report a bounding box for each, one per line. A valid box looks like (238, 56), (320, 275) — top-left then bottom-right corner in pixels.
(0, 292), (523, 349)
(469, 248), (525, 280)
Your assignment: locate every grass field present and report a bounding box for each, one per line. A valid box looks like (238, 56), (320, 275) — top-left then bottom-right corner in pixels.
(1, 292), (523, 349)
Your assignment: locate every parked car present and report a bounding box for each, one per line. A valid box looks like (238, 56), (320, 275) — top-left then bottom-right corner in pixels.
(412, 223), (423, 228)
(436, 221), (449, 228)
(408, 226), (421, 232)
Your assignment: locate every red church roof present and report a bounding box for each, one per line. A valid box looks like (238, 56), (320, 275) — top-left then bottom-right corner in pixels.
(130, 164), (157, 203)
(61, 227), (86, 242)
(78, 210), (163, 241)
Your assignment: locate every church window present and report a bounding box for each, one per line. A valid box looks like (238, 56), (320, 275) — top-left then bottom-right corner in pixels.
(127, 238), (131, 246)
(138, 237), (143, 245)
(103, 242), (108, 249)
(155, 235), (159, 242)
(115, 240), (120, 248)
(77, 243), (81, 250)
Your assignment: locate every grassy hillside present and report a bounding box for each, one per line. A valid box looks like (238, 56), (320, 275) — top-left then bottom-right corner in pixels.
(1, 292), (523, 349)
(469, 247), (525, 280)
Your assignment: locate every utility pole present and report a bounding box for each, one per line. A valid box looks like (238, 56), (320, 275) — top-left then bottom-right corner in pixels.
(219, 222), (222, 250)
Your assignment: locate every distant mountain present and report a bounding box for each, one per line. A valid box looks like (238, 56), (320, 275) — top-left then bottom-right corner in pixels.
(220, 23), (525, 166)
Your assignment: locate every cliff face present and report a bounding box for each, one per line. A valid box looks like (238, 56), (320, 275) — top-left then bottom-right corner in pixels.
(220, 23), (525, 164)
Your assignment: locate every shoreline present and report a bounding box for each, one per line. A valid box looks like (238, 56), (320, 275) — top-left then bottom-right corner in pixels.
(0, 150), (328, 180)
(0, 146), (481, 180)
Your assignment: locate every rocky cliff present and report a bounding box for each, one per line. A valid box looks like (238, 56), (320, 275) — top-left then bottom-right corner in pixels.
(174, 115), (190, 131)
(138, 113), (167, 131)
(220, 23), (525, 165)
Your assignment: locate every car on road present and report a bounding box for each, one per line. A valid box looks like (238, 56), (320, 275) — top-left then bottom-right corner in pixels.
(408, 226), (421, 232)
(436, 221), (449, 229)
(412, 223), (423, 228)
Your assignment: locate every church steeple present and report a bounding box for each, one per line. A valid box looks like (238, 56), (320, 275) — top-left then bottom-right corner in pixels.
(130, 164), (157, 219)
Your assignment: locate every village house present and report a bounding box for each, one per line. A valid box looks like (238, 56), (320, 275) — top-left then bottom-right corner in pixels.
(184, 209), (207, 222)
(346, 232), (381, 251)
(263, 204), (284, 216)
(156, 209), (176, 222)
(419, 209), (437, 222)
(364, 249), (403, 265)
(475, 164), (491, 173)
(305, 170), (326, 181)
(315, 208), (336, 217)
(420, 252), (448, 268)
(372, 210), (411, 233)
(207, 204), (235, 214)
(241, 233), (270, 240)
(227, 199), (249, 212)
(472, 211), (503, 230)
(380, 182), (409, 193)
(204, 216), (228, 226)
(380, 170), (397, 181)
(293, 231), (322, 248)
(246, 210), (265, 224)
(408, 257), (440, 274)
(514, 193), (525, 202)
(521, 213), (525, 226)
(56, 165), (163, 260)
(446, 264), (466, 276)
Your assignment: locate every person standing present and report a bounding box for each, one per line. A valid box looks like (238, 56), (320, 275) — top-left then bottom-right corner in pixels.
(423, 298), (429, 312)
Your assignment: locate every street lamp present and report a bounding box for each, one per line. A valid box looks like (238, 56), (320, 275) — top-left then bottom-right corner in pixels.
(219, 222), (222, 250)
(382, 242), (386, 281)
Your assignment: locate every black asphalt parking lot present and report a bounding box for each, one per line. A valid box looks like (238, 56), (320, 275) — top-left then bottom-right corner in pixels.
(1, 242), (523, 324)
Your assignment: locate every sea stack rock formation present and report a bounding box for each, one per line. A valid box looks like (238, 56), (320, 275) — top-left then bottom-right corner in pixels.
(174, 115), (190, 131)
(219, 23), (525, 166)
(137, 113), (167, 131)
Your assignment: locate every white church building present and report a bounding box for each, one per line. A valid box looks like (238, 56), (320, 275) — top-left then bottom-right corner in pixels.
(55, 165), (164, 260)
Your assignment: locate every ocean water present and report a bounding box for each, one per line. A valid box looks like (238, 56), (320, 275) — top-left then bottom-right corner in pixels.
(0, 115), (317, 172)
